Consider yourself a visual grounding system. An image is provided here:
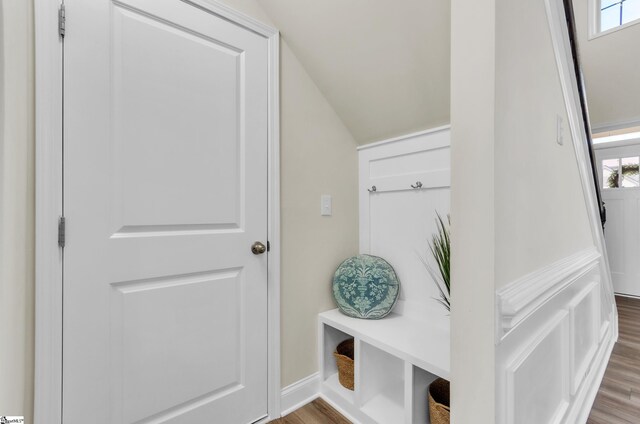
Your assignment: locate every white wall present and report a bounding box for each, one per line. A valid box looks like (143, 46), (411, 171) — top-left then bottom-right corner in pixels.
(218, 0), (360, 389)
(0, 0), (35, 421)
(451, 0), (608, 421)
(0, 0), (359, 418)
(492, 0), (616, 420)
(494, 0), (594, 288)
(450, 0), (496, 422)
(572, 0), (640, 130)
(278, 42), (359, 387)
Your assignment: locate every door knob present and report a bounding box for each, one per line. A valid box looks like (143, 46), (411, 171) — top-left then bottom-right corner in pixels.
(251, 241), (267, 255)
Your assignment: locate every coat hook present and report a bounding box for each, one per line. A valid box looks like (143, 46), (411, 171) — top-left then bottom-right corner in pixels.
(411, 181), (423, 189)
(367, 186), (377, 192)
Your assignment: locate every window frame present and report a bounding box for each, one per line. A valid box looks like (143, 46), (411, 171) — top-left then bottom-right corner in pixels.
(600, 156), (640, 190)
(589, 0), (640, 40)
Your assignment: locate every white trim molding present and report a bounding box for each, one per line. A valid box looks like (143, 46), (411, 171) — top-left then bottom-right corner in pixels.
(280, 373), (320, 417)
(591, 118), (640, 135)
(266, 23), (282, 422)
(34, 1), (281, 422)
(34, 0), (64, 422)
(496, 248), (600, 339)
(356, 124), (451, 151)
(587, 0), (640, 40)
(593, 137), (640, 150)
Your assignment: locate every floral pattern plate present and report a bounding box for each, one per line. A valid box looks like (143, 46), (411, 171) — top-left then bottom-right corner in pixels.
(332, 255), (400, 319)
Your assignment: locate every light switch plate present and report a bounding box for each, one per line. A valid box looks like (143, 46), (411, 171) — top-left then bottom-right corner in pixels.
(321, 195), (332, 216)
(557, 115), (564, 145)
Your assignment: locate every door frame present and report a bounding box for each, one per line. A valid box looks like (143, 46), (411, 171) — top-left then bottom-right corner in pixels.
(594, 140), (640, 297)
(33, 1), (281, 422)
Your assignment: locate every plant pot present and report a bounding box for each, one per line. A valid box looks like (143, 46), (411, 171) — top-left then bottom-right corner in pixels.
(428, 377), (450, 424)
(333, 338), (355, 391)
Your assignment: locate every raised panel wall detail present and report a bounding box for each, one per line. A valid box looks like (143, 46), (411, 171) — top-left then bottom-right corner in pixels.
(110, 269), (243, 422)
(496, 251), (615, 424)
(358, 127), (451, 324)
(568, 282), (600, 394)
(112, 6), (244, 233)
(506, 312), (570, 424)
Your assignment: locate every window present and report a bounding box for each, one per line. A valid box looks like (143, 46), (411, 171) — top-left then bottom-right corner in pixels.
(602, 157), (640, 189)
(621, 157), (640, 187)
(600, 0), (640, 32)
(603, 158), (620, 188)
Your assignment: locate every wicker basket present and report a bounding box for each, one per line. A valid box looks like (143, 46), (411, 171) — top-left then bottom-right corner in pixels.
(333, 338), (355, 391)
(428, 378), (450, 424)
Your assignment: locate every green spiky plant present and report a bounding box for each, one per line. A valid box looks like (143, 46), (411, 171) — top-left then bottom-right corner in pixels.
(607, 164), (639, 188)
(424, 213), (451, 311)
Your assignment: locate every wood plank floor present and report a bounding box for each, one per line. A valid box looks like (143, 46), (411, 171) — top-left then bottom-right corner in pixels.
(588, 295), (640, 424)
(271, 399), (351, 424)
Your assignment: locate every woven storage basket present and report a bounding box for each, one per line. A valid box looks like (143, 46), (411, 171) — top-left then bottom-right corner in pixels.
(333, 338), (355, 391)
(428, 378), (450, 424)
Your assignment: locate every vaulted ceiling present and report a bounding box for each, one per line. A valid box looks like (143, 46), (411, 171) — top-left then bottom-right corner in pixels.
(256, 0), (451, 144)
(235, 0), (633, 143)
(572, 0), (640, 130)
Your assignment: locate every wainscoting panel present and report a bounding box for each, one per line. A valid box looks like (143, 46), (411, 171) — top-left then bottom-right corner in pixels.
(496, 249), (616, 424)
(568, 282), (599, 395)
(358, 126), (450, 324)
(505, 311), (570, 424)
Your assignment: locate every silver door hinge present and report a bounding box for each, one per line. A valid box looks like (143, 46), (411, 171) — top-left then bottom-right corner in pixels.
(58, 4), (66, 38)
(58, 216), (66, 248)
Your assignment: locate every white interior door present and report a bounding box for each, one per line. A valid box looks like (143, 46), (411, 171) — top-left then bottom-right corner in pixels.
(63, 0), (269, 422)
(596, 142), (640, 297)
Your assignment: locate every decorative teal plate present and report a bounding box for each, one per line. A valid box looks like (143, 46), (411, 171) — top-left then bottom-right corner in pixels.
(332, 255), (400, 319)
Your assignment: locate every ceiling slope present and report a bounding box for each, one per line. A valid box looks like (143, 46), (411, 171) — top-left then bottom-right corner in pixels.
(572, 0), (640, 130)
(257, 0), (451, 144)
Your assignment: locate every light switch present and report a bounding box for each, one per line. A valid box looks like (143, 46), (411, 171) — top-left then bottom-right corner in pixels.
(557, 115), (564, 146)
(321, 195), (332, 216)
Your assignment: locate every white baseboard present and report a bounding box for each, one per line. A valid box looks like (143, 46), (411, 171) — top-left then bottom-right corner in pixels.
(280, 372), (320, 417)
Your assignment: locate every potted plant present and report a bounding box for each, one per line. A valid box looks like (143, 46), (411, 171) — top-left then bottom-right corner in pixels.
(424, 212), (450, 311)
(425, 212), (451, 423)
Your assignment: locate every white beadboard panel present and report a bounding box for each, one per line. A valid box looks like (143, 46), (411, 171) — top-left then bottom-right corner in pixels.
(368, 189), (450, 319)
(358, 128), (450, 325)
(496, 252), (615, 424)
